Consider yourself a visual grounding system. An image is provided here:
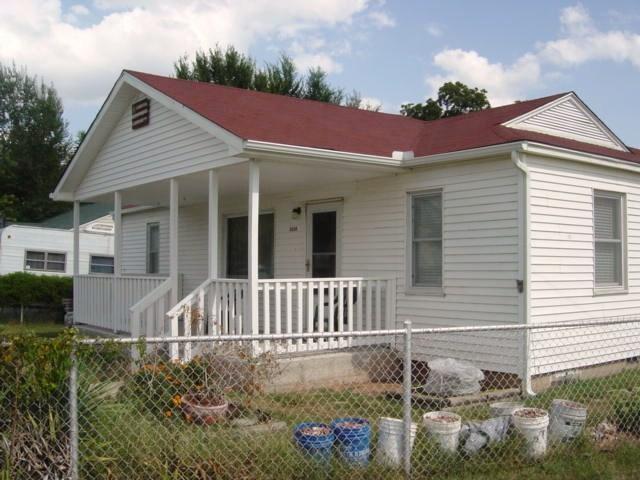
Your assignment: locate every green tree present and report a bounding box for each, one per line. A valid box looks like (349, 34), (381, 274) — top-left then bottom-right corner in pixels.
(0, 64), (71, 222)
(401, 81), (490, 121)
(175, 45), (371, 108)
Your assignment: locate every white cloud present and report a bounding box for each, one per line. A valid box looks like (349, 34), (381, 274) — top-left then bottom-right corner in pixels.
(426, 23), (442, 37)
(0, 0), (371, 106)
(425, 3), (640, 106)
(293, 52), (343, 74)
(360, 96), (382, 110)
(368, 11), (395, 28)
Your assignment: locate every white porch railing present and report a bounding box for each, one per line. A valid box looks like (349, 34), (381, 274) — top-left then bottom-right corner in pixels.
(167, 276), (396, 361)
(74, 274), (167, 332)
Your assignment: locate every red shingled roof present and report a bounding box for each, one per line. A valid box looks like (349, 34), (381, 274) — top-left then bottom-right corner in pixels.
(127, 70), (640, 164)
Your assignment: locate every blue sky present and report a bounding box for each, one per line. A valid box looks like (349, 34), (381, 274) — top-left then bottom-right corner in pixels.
(3, 1), (640, 145)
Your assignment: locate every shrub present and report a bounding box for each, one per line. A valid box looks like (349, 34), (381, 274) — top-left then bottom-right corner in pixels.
(0, 272), (72, 309)
(613, 389), (640, 435)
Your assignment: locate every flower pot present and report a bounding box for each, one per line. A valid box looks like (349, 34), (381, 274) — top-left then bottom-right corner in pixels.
(293, 422), (335, 463)
(512, 408), (549, 459)
(180, 393), (229, 425)
(549, 399), (587, 442)
(331, 417), (371, 466)
(375, 417), (417, 467)
(422, 411), (462, 453)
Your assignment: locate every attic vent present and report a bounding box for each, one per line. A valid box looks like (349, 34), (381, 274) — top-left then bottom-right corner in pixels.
(131, 98), (150, 130)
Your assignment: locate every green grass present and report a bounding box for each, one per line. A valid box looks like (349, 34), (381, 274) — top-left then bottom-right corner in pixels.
(0, 320), (66, 337)
(77, 366), (640, 479)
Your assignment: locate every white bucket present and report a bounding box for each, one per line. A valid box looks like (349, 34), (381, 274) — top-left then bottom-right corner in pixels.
(512, 408), (549, 459)
(376, 417), (418, 467)
(422, 411), (462, 453)
(490, 401), (524, 418)
(549, 399), (587, 442)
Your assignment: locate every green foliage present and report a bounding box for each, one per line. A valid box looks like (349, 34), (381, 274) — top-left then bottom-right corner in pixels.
(613, 388), (640, 434)
(0, 272), (72, 308)
(0, 63), (72, 222)
(401, 81), (491, 121)
(174, 45), (378, 109)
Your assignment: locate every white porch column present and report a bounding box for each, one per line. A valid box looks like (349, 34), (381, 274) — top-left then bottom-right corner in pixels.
(113, 191), (122, 276)
(112, 191), (122, 332)
(208, 170), (219, 279)
(169, 178), (179, 306)
(247, 160), (260, 335)
(72, 201), (80, 327)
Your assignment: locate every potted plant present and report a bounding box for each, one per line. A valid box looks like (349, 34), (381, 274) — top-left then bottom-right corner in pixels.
(179, 355), (230, 425)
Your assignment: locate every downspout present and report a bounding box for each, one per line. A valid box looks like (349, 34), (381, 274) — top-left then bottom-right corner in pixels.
(511, 147), (536, 396)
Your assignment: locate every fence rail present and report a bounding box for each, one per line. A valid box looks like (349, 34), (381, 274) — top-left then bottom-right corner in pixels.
(2, 317), (640, 479)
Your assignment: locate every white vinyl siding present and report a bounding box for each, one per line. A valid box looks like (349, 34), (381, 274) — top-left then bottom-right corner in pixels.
(593, 191), (625, 290)
(527, 155), (640, 375)
(75, 96), (231, 199)
(409, 190), (443, 292)
(506, 96), (627, 151)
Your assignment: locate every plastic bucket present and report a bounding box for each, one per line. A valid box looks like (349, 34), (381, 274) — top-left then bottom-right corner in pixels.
(422, 411), (462, 453)
(293, 422), (335, 462)
(375, 417), (418, 467)
(331, 417), (371, 466)
(512, 408), (549, 459)
(549, 399), (587, 442)
(490, 401), (524, 418)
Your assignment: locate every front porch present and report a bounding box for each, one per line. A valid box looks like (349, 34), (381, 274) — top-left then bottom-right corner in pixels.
(71, 157), (400, 356)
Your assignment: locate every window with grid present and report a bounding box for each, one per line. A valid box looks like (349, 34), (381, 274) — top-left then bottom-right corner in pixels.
(146, 223), (160, 274)
(410, 190), (443, 290)
(24, 251), (66, 272)
(594, 191), (625, 289)
(90, 255), (114, 274)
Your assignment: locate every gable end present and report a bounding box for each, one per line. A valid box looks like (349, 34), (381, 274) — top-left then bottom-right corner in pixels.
(503, 94), (629, 152)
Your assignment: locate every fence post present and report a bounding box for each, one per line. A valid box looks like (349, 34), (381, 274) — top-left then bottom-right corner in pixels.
(403, 320), (412, 478)
(69, 341), (79, 480)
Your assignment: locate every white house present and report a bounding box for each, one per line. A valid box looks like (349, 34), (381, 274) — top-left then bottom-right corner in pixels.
(51, 70), (640, 387)
(0, 206), (114, 277)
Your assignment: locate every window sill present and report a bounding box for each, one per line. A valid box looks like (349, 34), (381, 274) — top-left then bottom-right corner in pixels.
(593, 287), (628, 297)
(405, 287), (445, 297)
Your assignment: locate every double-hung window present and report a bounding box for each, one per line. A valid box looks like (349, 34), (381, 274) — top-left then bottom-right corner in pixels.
(146, 222), (160, 274)
(409, 190), (443, 293)
(226, 213), (275, 279)
(25, 251), (66, 272)
(90, 255), (114, 274)
(594, 191), (626, 291)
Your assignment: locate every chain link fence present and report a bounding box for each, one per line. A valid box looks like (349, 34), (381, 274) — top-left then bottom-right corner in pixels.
(2, 318), (640, 479)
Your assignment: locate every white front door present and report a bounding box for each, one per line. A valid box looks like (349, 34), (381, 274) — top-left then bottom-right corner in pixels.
(305, 202), (342, 278)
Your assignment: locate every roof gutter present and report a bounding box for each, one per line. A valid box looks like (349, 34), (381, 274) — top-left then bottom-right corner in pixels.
(242, 140), (403, 168)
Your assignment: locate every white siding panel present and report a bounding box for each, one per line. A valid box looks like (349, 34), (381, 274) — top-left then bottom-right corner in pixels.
(76, 96), (230, 199)
(0, 225), (113, 276)
(528, 155), (640, 374)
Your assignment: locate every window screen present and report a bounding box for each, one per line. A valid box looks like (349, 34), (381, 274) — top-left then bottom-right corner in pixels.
(146, 223), (160, 274)
(594, 192), (624, 287)
(411, 191), (443, 288)
(226, 213), (274, 279)
(25, 251), (66, 272)
(90, 255), (114, 274)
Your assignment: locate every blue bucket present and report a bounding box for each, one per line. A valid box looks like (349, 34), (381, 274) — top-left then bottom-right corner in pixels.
(294, 422), (335, 462)
(331, 417), (371, 466)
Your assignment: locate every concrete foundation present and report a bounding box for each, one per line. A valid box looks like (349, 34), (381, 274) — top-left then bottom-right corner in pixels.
(531, 358), (639, 392)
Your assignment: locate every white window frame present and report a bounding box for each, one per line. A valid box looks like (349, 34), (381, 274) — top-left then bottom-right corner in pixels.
(406, 188), (444, 296)
(593, 190), (627, 295)
(24, 250), (67, 273)
(89, 255), (115, 275)
(146, 222), (160, 275)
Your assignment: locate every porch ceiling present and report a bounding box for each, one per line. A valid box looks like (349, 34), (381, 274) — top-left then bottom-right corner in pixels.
(88, 158), (397, 207)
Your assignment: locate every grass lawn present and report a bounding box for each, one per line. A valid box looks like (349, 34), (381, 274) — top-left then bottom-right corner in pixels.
(0, 320), (66, 337)
(77, 363), (640, 479)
